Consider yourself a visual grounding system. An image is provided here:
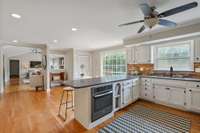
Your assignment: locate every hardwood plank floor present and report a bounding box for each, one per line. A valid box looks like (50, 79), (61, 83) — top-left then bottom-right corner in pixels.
(0, 85), (200, 133)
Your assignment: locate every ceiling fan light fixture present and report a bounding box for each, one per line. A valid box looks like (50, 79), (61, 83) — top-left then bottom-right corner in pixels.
(144, 18), (159, 28)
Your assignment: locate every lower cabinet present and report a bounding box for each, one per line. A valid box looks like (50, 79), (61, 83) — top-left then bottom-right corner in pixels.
(186, 88), (200, 112)
(168, 87), (186, 107)
(121, 81), (133, 108)
(140, 78), (200, 113)
(154, 85), (186, 108)
(154, 85), (170, 104)
(132, 81), (140, 101)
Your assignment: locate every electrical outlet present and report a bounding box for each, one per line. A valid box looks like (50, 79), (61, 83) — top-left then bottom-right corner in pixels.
(195, 68), (200, 73)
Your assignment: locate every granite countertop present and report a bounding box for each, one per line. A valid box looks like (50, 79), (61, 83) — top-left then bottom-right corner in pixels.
(141, 75), (200, 82)
(62, 75), (138, 89)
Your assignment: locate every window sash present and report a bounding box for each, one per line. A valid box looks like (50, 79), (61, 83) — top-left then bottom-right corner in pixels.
(153, 41), (194, 71)
(101, 50), (126, 76)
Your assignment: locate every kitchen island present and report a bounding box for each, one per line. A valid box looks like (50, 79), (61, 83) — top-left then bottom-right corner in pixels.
(63, 75), (138, 129)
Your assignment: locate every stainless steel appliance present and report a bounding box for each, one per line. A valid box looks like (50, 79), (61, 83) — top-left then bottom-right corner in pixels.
(91, 84), (113, 122)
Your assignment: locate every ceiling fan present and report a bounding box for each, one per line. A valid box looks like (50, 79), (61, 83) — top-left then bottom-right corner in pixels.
(119, 1), (198, 33)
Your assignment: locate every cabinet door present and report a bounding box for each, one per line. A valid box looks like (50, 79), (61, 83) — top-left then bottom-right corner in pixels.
(168, 87), (186, 107)
(187, 88), (200, 112)
(126, 47), (135, 64)
(135, 45), (151, 64)
(194, 40), (200, 62)
(132, 85), (139, 101)
(126, 48), (132, 64)
(154, 85), (170, 103)
(122, 86), (132, 106)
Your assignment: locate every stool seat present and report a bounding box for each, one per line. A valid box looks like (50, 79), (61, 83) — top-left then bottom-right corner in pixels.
(63, 87), (73, 91)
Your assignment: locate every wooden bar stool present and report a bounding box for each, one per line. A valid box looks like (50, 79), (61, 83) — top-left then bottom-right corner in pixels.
(58, 87), (74, 121)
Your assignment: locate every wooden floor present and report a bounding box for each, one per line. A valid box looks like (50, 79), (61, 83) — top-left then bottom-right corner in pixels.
(0, 83), (200, 133)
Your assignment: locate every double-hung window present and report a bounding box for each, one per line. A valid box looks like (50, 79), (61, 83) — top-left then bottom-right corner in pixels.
(101, 50), (126, 76)
(152, 41), (194, 71)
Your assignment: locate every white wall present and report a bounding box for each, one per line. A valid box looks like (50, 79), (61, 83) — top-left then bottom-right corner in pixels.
(65, 49), (74, 80)
(5, 52), (42, 81)
(91, 45), (125, 77)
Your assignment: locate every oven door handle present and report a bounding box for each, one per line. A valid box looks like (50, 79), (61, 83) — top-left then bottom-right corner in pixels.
(94, 91), (113, 98)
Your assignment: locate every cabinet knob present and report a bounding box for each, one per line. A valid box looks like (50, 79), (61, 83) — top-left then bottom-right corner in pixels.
(189, 89), (192, 92)
(196, 85), (200, 88)
(197, 57), (199, 60)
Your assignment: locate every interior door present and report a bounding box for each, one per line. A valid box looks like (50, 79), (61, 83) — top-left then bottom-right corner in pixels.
(169, 87), (186, 107)
(9, 60), (20, 78)
(77, 55), (91, 78)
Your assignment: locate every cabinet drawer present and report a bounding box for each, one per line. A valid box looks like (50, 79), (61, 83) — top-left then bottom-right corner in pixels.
(187, 82), (200, 88)
(141, 89), (153, 99)
(123, 80), (133, 86)
(141, 78), (151, 82)
(153, 79), (187, 88)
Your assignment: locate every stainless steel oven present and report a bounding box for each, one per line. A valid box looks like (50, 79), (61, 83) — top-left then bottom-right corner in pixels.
(91, 84), (113, 122)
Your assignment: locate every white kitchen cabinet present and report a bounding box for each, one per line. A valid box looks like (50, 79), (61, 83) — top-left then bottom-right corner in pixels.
(126, 47), (135, 64)
(168, 87), (186, 107)
(154, 85), (170, 103)
(126, 47), (132, 64)
(135, 45), (151, 64)
(140, 78), (153, 101)
(186, 88), (200, 112)
(194, 40), (200, 62)
(122, 80), (133, 107)
(132, 78), (140, 101)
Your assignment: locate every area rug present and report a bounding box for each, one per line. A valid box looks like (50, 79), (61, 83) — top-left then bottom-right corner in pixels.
(98, 105), (191, 133)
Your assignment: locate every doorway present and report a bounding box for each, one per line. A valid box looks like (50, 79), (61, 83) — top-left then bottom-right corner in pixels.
(9, 60), (20, 79)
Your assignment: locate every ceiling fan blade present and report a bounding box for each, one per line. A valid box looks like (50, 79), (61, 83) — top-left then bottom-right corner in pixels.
(159, 19), (177, 27)
(158, 2), (198, 18)
(138, 25), (145, 33)
(118, 20), (144, 27)
(140, 3), (152, 16)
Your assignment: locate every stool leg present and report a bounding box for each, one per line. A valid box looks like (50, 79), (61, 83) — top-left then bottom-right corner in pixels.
(58, 90), (65, 117)
(64, 91), (68, 121)
(72, 91), (74, 109)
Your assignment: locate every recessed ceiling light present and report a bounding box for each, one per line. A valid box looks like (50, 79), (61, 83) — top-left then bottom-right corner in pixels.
(11, 13), (21, 19)
(53, 40), (58, 43)
(12, 40), (18, 43)
(72, 28), (78, 31)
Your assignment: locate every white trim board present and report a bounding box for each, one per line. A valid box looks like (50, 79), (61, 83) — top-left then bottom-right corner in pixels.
(124, 22), (200, 47)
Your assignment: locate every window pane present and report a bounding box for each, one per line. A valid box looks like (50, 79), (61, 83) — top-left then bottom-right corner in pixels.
(158, 44), (190, 59)
(102, 51), (126, 76)
(154, 42), (193, 71)
(157, 59), (191, 71)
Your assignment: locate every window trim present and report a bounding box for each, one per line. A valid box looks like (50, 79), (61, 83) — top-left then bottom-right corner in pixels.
(152, 40), (194, 71)
(100, 49), (127, 76)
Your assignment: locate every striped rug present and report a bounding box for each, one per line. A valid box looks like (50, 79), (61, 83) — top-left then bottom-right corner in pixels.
(99, 106), (191, 133)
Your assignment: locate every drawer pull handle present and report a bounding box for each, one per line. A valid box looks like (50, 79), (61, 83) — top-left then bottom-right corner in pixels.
(196, 85), (200, 87)
(165, 88), (170, 90)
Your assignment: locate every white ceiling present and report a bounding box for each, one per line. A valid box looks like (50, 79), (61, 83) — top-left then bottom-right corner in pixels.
(1, 0), (200, 50)
(3, 46), (35, 57)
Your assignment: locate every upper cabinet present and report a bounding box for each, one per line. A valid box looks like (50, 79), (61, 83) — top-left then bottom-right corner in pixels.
(126, 47), (132, 64)
(194, 40), (200, 62)
(126, 45), (151, 64)
(135, 45), (151, 64)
